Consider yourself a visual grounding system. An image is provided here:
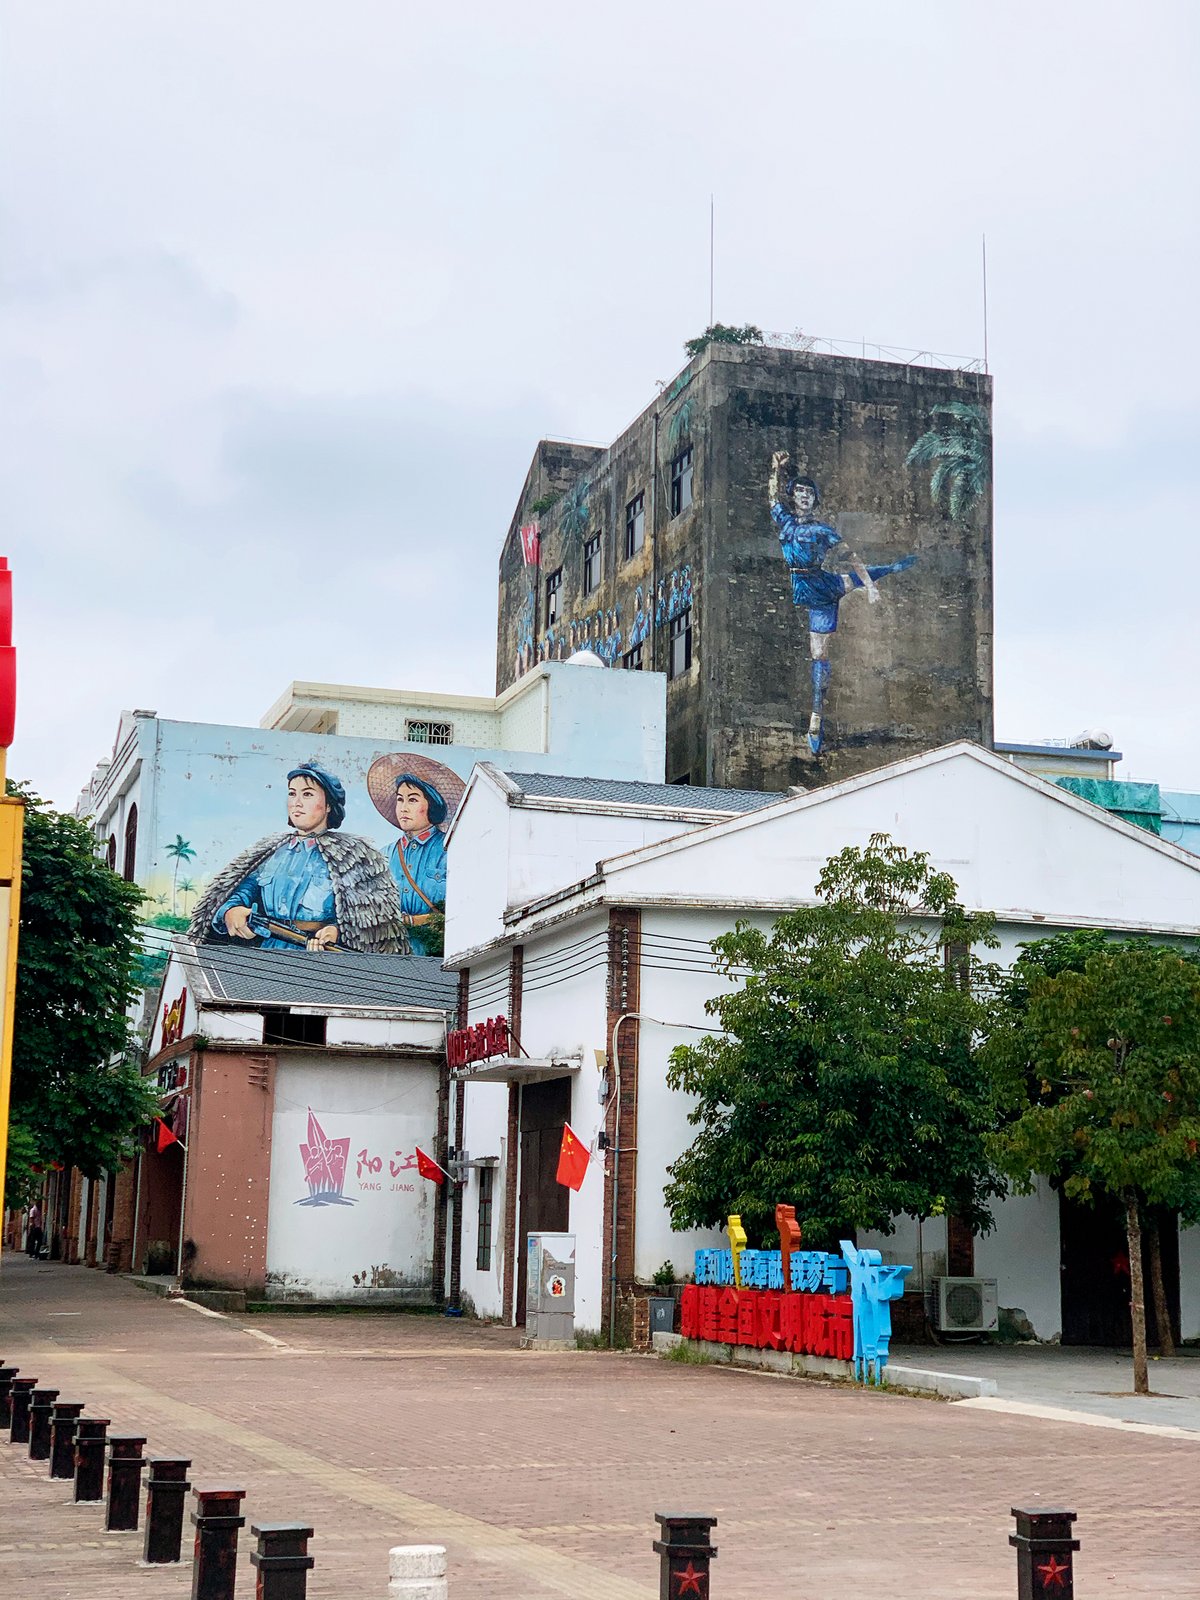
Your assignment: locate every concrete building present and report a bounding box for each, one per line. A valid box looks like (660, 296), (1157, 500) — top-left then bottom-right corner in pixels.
(443, 743), (1200, 1345)
(114, 941), (456, 1305)
(496, 341), (993, 792)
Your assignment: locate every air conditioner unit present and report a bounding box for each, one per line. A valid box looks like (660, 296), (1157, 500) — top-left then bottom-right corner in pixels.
(931, 1277), (998, 1333)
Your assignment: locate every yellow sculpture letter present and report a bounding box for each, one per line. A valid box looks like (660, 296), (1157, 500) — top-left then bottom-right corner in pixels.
(726, 1213), (748, 1288)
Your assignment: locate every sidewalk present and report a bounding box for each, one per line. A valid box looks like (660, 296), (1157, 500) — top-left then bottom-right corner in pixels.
(3, 1255), (1199, 1598)
(891, 1341), (1200, 1434)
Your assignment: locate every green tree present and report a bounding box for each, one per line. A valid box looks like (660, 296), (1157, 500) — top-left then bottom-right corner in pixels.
(664, 835), (1005, 1248)
(684, 323), (764, 358)
(4, 785), (158, 1207)
(165, 834), (196, 914)
(989, 945), (1200, 1394)
(905, 401), (990, 520)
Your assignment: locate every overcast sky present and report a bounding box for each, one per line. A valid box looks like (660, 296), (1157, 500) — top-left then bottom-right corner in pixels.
(3, 1), (1198, 809)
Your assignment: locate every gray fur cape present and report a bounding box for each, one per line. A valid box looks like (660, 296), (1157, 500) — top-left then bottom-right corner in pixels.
(187, 831), (408, 954)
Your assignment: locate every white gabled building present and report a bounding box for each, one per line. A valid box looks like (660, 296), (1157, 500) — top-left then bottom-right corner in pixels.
(443, 743), (1200, 1345)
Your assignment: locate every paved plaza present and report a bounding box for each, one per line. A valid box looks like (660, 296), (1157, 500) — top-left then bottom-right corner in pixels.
(1, 1256), (1198, 1598)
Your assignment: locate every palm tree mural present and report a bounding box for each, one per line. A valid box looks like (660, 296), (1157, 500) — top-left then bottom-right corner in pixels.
(906, 402), (990, 520)
(166, 834), (196, 915)
(178, 878), (197, 915)
(559, 478), (590, 541)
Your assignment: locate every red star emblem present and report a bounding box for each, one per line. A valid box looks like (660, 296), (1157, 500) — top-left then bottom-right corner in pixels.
(674, 1561), (706, 1596)
(1036, 1554), (1070, 1590)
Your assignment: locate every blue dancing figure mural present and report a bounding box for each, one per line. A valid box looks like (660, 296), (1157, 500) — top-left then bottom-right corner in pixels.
(769, 451), (916, 757)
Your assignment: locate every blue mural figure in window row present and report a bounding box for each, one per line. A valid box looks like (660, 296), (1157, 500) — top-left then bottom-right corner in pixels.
(769, 451), (916, 758)
(189, 764), (405, 953)
(655, 566), (693, 628)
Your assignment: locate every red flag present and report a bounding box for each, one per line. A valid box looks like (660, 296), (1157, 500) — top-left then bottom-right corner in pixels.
(415, 1146), (446, 1186)
(155, 1118), (180, 1154)
(556, 1123), (590, 1191)
(519, 521), (541, 565)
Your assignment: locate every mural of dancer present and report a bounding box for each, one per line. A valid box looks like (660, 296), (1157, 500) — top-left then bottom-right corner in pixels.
(367, 754), (467, 957)
(188, 763), (406, 953)
(769, 451), (916, 757)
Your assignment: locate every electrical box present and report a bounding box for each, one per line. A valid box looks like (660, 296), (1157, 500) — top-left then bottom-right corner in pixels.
(649, 1296), (676, 1335)
(525, 1232), (576, 1344)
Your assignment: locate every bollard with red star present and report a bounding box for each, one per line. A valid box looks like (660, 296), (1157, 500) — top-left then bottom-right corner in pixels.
(653, 1513), (718, 1600)
(1010, 1507), (1079, 1599)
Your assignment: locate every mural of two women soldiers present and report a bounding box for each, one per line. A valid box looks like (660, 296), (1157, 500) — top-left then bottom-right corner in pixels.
(187, 757), (461, 957)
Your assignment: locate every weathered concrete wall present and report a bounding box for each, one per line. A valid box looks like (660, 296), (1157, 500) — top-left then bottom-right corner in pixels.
(181, 1048), (276, 1295)
(496, 344), (992, 792)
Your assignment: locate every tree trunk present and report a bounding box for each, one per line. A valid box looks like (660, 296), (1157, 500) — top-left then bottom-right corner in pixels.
(1125, 1193), (1150, 1395)
(1147, 1216), (1176, 1359)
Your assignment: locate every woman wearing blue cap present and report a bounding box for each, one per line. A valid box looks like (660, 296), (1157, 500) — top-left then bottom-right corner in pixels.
(385, 774), (449, 958)
(188, 763), (405, 953)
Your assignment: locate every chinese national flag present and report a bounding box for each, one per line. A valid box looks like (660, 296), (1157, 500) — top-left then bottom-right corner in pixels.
(519, 522), (540, 566)
(556, 1123), (589, 1191)
(155, 1118), (179, 1154)
(415, 1146), (446, 1186)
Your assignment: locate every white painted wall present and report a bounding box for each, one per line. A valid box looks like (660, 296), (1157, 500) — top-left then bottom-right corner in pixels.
(265, 1054), (440, 1300)
(975, 1183), (1062, 1338)
(1181, 1226), (1200, 1340)
(324, 1012), (447, 1051)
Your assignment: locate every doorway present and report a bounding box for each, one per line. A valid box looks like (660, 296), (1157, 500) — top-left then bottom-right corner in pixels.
(515, 1077), (571, 1324)
(1059, 1191), (1180, 1347)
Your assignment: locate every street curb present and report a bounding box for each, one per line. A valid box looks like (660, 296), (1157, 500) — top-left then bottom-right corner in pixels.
(651, 1331), (998, 1398)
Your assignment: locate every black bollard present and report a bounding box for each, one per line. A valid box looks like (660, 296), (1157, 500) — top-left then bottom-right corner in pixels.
(0, 1367), (18, 1428)
(74, 1417), (110, 1501)
(27, 1386), (59, 1460)
(190, 1485), (246, 1600)
(143, 1458), (192, 1564)
(105, 1435), (147, 1531)
(49, 1401), (85, 1478)
(9, 1377), (37, 1443)
(250, 1522), (315, 1600)
(1010, 1507), (1079, 1600)
(653, 1513), (718, 1600)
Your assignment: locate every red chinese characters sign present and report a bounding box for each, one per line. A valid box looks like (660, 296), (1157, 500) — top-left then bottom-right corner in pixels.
(447, 1014), (509, 1069)
(680, 1284), (854, 1362)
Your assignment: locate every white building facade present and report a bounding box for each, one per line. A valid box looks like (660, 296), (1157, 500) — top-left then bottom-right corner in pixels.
(443, 744), (1200, 1343)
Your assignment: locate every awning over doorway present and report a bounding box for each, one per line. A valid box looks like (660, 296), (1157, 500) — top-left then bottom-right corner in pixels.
(451, 1054), (580, 1086)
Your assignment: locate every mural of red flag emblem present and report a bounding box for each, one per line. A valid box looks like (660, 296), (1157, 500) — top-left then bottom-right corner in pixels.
(556, 1122), (589, 1191)
(415, 1146), (446, 1186)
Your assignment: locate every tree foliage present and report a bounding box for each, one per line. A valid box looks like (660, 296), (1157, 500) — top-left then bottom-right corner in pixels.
(988, 941), (1200, 1391)
(684, 323), (765, 358)
(905, 401), (990, 520)
(664, 835), (1006, 1248)
(5, 785), (158, 1205)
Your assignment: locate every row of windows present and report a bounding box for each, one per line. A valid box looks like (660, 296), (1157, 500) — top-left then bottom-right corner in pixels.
(543, 447), (694, 613)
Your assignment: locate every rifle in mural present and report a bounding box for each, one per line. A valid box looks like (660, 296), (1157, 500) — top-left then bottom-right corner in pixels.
(247, 914), (348, 953)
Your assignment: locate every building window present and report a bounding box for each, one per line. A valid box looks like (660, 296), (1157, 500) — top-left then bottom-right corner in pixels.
(622, 644), (644, 671)
(122, 804), (138, 882)
(262, 1010), (328, 1046)
(106, 834), (117, 871)
(668, 608), (692, 679)
(624, 493), (645, 559)
(671, 773), (692, 785)
(583, 534), (602, 594)
(670, 448), (693, 517)
(545, 566), (563, 626)
(406, 719), (454, 746)
(476, 1165), (494, 1272)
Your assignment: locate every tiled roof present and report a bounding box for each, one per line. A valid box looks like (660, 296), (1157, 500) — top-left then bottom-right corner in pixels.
(504, 771), (779, 814)
(180, 941), (457, 1012)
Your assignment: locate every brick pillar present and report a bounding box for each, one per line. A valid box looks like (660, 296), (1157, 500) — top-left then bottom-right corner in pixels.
(84, 1177), (99, 1267)
(107, 1160), (137, 1273)
(603, 908), (641, 1340)
(64, 1170), (83, 1263)
(501, 946), (522, 1326)
(946, 1216), (975, 1277)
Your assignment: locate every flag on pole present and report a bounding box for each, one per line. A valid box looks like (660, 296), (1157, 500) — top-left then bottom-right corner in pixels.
(415, 1146), (448, 1186)
(155, 1117), (181, 1154)
(555, 1122), (590, 1191)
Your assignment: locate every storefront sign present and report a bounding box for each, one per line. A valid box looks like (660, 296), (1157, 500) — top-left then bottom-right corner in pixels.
(447, 1014), (509, 1068)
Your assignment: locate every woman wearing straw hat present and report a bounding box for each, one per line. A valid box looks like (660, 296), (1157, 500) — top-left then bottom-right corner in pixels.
(366, 755), (465, 958)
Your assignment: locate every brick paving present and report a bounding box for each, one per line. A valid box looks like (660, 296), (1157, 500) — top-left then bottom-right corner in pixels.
(2, 1255), (1199, 1598)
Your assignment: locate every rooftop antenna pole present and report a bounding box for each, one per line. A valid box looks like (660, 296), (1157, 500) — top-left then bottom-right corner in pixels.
(709, 194), (714, 327)
(981, 232), (989, 374)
